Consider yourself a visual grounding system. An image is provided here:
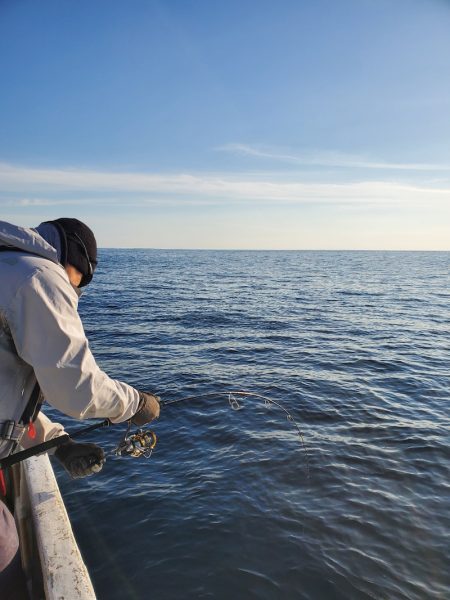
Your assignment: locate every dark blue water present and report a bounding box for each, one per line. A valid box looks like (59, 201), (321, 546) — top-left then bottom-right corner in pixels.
(49, 250), (449, 600)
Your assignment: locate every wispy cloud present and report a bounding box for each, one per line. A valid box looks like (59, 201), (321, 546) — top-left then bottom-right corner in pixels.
(0, 162), (449, 207)
(218, 143), (450, 172)
(2, 197), (91, 207)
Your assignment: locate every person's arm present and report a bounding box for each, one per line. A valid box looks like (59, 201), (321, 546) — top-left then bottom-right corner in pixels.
(19, 411), (65, 451)
(8, 263), (141, 423)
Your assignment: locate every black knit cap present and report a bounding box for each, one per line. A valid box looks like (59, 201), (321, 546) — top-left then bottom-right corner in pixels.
(47, 218), (98, 287)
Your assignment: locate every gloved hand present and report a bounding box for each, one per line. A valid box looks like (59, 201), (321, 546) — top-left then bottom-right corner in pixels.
(55, 438), (105, 479)
(131, 392), (161, 426)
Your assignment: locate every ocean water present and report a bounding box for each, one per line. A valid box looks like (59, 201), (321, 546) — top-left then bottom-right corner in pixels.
(49, 250), (450, 600)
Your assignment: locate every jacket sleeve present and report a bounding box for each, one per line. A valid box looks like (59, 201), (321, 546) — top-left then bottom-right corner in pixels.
(19, 411), (65, 452)
(8, 265), (141, 423)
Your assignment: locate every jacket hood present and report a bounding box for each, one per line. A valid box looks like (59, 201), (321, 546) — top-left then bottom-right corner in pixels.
(0, 220), (61, 265)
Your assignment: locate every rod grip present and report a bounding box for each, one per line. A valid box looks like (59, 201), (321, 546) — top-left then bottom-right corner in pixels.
(0, 434), (70, 470)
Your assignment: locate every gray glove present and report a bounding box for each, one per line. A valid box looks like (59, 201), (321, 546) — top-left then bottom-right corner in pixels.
(55, 438), (105, 479)
(131, 392), (161, 426)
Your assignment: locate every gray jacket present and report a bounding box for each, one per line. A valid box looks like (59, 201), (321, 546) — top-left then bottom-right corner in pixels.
(0, 220), (140, 459)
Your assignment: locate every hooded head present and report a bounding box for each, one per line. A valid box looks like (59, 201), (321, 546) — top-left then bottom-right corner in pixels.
(44, 218), (98, 287)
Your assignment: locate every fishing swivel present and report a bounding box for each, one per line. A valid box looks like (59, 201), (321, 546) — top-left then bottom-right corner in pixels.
(228, 393), (243, 411)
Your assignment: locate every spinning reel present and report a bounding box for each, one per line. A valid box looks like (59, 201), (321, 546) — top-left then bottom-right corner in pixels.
(114, 427), (157, 458)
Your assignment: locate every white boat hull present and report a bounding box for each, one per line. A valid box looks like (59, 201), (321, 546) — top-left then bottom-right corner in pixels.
(12, 454), (96, 599)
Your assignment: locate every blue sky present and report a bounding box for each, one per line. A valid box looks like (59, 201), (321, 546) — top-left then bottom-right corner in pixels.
(1, 0), (449, 249)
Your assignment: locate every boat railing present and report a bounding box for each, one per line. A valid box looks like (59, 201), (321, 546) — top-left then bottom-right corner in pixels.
(12, 453), (97, 599)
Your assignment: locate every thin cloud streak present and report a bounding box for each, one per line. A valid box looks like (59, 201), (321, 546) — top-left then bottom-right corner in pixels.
(2, 198), (91, 207)
(0, 162), (449, 207)
(218, 143), (450, 172)
(1, 196), (229, 208)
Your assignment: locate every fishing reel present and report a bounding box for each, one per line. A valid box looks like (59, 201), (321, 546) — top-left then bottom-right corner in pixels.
(114, 427), (157, 458)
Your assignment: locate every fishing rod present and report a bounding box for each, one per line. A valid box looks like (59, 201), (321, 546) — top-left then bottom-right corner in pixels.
(1, 391), (309, 475)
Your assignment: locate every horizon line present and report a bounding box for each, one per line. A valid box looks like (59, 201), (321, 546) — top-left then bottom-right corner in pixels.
(98, 247), (450, 252)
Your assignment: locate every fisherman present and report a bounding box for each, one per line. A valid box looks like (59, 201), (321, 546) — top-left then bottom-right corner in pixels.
(0, 218), (160, 598)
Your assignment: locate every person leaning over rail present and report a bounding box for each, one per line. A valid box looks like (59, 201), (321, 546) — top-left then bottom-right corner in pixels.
(0, 218), (160, 598)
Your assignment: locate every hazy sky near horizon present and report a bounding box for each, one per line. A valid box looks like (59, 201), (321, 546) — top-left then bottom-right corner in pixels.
(1, 0), (449, 249)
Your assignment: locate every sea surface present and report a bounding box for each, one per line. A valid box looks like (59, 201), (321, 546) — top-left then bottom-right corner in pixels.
(48, 250), (450, 600)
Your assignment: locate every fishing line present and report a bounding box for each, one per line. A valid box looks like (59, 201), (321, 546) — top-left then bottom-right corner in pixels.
(160, 391), (310, 477)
